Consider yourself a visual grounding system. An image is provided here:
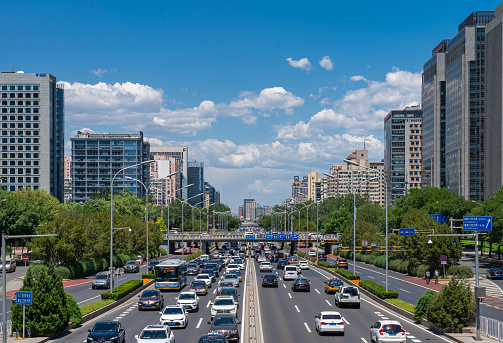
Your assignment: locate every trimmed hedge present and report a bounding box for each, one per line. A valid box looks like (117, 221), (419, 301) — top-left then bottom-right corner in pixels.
(66, 293), (82, 327)
(386, 298), (415, 313)
(360, 280), (399, 299)
(80, 299), (114, 316)
(447, 265), (474, 279)
(101, 280), (143, 301)
(334, 268), (360, 280)
(184, 250), (204, 262)
(142, 273), (154, 279)
(317, 261), (333, 268)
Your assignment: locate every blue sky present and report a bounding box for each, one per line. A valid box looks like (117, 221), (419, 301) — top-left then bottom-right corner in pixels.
(1, 0), (500, 212)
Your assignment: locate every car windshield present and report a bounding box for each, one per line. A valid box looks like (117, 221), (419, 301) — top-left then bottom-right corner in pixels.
(199, 337), (226, 343)
(179, 293), (195, 300)
(220, 282), (234, 287)
(197, 275), (210, 279)
(228, 264), (238, 268)
(214, 299), (234, 306)
(285, 267), (296, 271)
(343, 288), (358, 295)
(92, 323), (117, 332)
(191, 281), (206, 287)
(163, 307), (183, 315)
(220, 289), (237, 296)
(234, 259), (242, 264)
(140, 330), (167, 339)
(202, 269), (214, 274)
(382, 324), (402, 333)
(224, 275), (236, 279)
(188, 263), (198, 267)
(141, 291), (159, 298)
(295, 279), (308, 283)
(322, 314), (341, 320)
(149, 261), (159, 266)
(95, 275), (108, 280)
(126, 261), (137, 265)
(212, 317), (236, 326)
(493, 268), (503, 272)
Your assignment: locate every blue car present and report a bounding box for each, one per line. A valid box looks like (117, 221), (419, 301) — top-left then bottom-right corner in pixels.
(292, 277), (311, 292)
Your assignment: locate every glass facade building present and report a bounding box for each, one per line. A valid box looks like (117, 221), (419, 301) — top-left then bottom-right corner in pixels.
(187, 161), (204, 207)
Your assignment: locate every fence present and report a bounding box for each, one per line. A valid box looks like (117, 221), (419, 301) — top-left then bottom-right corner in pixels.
(0, 320), (12, 341)
(481, 316), (503, 341)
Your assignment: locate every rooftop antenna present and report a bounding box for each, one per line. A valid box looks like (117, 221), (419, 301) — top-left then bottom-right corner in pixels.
(363, 139), (366, 150)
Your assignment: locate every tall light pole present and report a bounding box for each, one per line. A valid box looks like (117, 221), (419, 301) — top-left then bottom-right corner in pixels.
(110, 160), (154, 291)
(343, 158), (389, 291)
(112, 227), (131, 290)
(177, 193), (203, 258)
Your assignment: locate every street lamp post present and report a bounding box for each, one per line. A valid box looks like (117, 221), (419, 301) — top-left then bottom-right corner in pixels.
(112, 227), (131, 291)
(178, 193), (203, 258)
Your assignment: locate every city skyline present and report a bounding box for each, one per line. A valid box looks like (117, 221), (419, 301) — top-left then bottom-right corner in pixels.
(2, 0), (501, 211)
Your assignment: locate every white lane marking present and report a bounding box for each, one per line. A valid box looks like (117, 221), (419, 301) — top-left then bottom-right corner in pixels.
(342, 317), (350, 325)
(412, 340), (421, 343)
(374, 312), (382, 315)
(206, 300), (211, 308)
(295, 305), (300, 312)
(367, 276), (375, 279)
(408, 336), (415, 338)
(288, 293), (292, 298)
(213, 289), (217, 294)
(77, 294), (102, 305)
(315, 289), (320, 294)
(278, 277), (282, 281)
(283, 284), (286, 288)
(275, 271), (278, 274)
(304, 322), (311, 333)
(196, 318), (203, 328)
(361, 338), (368, 343)
(382, 317), (389, 320)
(399, 288), (411, 293)
(118, 314), (126, 317)
(325, 299), (332, 307)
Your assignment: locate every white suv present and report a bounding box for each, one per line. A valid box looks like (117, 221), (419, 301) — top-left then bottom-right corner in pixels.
(135, 325), (175, 343)
(210, 296), (238, 318)
(176, 291), (200, 312)
(370, 320), (406, 343)
(283, 265), (298, 280)
(260, 262), (273, 272)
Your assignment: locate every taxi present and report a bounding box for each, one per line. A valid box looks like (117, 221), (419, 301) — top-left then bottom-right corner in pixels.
(324, 277), (343, 294)
(288, 256), (298, 264)
(228, 270), (242, 282)
(189, 280), (208, 295)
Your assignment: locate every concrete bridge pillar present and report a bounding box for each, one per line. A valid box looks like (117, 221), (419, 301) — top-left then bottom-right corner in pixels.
(201, 242), (211, 254)
(168, 242), (176, 256)
(324, 243), (333, 255)
(290, 241), (297, 255)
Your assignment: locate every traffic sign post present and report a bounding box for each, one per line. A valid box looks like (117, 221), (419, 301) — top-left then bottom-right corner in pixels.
(463, 216), (493, 231)
(16, 291), (32, 339)
(399, 228), (415, 237)
(22, 254), (29, 268)
(429, 214), (448, 224)
(440, 255), (447, 280)
(362, 240), (368, 247)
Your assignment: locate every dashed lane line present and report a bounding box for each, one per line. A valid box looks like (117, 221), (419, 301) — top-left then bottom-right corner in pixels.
(206, 300), (211, 308)
(325, 299), (332, 307)
(361, 338), (368, 343)
(288, 293), (292, 299)
(213, 289), (217, 294)
(283, 284), (286, 288)
(400, 288), (410, 293)
(196, 318), (203, 329)
(304, 322), (311, 333)
(342, 317), (350, 325)
(295, 305), (300, 313)
(315, 289), (320, 294)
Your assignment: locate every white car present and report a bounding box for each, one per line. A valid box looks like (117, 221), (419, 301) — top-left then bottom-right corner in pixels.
(257, 255), (267, 263)
(299, 261), (310, 270)
(210, 296), (238, 318)
(195, 274), (212, 288)
(260, 262), (273, 272)
(232, 258), (245, 270)
(283, 265), (298, 280)
(370, 320), (406, 343)
(308, 250), (316, 257)
(159, 305), (188, 328)
(315, 311), (344, 335)
(136, 255), (144, 264)
(226, 264), (240, 274)
(135, 325), (175, 343)
(222, 273), (240, 287)
(176, 291), (200, 312)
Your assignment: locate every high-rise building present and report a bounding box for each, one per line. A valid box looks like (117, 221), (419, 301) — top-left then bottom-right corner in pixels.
(384, 106), (423, 203)
(187, 161), (204, 207)
(64, 155), (72, 204)
(71, 131), (150, 203)
(150, 146), (188, 201)
(150, 156), (179, 206)
(0, 71), (64, 201)
(243, 198), (257, 221)
(326, 150), (385, 206)
(256, 205), (273, 217)
(307, 172), (322, 203)
(422, 11), (494, 201)
(292, 176), (308, 203)
(485, 3), (503, 198)
(238, 205), (244, 219)
(204, 181), (220, 207)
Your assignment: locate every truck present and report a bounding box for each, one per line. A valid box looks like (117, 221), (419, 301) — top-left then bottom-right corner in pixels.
(335, 286), (360, 308)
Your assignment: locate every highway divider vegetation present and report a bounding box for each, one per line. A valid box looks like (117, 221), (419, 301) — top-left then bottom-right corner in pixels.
(80, 299), (114, 316)
(184, 250), (204, 261)
(101, 280), (144, 301)
(385, 298), (416, 313)
(359, 280), (398, 299)
(333, 268), (361, 280)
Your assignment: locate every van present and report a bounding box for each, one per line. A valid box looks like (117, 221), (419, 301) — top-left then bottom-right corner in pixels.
(200, 254), (210, 261)
(284, 265), (298, 281)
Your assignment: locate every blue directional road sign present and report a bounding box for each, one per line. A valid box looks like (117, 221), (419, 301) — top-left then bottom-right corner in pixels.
(245, 235), (255, 240)
(429, 214), (448, 225)
(463, 216), (493, 231)
(16, 291), (33, 305)
(399, 228), (415, 236)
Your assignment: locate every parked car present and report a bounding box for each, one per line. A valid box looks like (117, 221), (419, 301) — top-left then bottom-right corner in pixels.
(124, 260), (140, 273)
(135, 325), (175, 343)
(87, 321), (125, 343)
(208, 313), (240, 342)
(487, 268), (503, 279)
(315, 311), (344, 335)
(369, 320), (406, 343)
(92, 272), (111, 289)
(138, 289), (164, 311)
(159, 305), (188, 328)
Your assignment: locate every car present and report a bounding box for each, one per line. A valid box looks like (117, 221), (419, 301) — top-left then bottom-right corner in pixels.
(223, 273), (240, 287)
(210, 296), (238, 318)
(259, 261), (273, 272)
(201, 269), (217, 282)
(124, 260), (140, 273)
(335, 286), (360, 308)
(176, 291), (200, 312)
(208, 313), (240, 342)
(218, 281), (235, 295)
(219, 287), (239, 304)
(277, 260), (288, 270)
(487, 268), (503, 279)
(292, 277), (310, 292)
(283, 265), (298, 281)
(268, 254), (279, 262)
(288, 256), (298, 264)
(324, 278), (344, 294)
(148, 260), (160, 272)
(196, 274), (213, 287)
(262, 274), (278, 287)
(257, 255), (267, 263)
(226, 264), (240, 274)
(336, 258), (349, 269)
(159, 305), (188, 328)
(370, 320), (406, 343)
(189, 280), (209, 295)
(138, 289), (164, 311)
(200, 254), (210, 261)
(87, 321), (125, 343)
(92, 272), (111, 289)
(136, 255), (144, 264)
(0, 258), (16, 272)
(308, 250), (317, 257)
(315, 311), (345, 335)
(198, 333), (229, 343)
(299, 261), (309, 270)
(233, 258), (245, 270)
(135, 325), (175, 343)
(229, 269), (243, 281)
(318, 252), (327, 261)
(187, 263), (200, 275)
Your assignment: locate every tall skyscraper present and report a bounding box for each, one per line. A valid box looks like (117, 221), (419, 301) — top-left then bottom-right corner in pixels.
(64, 155), (72, 204)
(71, 131), (150, 203)
(187, 161), (204, 207)
(0, 71), (64, 201)
(292, 176), (308, 203)
(384, 106), (423, 203)
(243, 198), (257, 221)
(150, 146), (188, 201)
(204, 181), (220, 207)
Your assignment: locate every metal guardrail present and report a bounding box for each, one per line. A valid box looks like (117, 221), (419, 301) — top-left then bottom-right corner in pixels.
(480, 316), (503, 341)
(0, 320), (12, 341)
(163, 233), (339, 240)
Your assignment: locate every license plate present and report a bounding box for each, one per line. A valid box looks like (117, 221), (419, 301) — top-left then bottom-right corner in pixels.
(184, 306), (190, 309)
(343, 296), (348, 299)
(329, 323), (338, 326)
(146, 304), (152, 307)
(168, 323), (175, 326)
(389, 333), (396, 336)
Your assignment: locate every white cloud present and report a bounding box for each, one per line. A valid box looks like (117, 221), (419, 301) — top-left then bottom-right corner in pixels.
(248, 180), (274, 194)
(274, 121), (322, 141)
(286, 57), (312, 72)
(319, 56), (333, 71)
(350, 75), (367, 81)
(90, 68), (117, 77)
(229, 87), (304, 112)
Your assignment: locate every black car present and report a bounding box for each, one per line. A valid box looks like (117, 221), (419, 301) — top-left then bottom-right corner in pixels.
(187, 263), (200, 275)
(219, 287), (239, 303)
(138, 289), (164, 310)
(198, 333), (228, 343)
(277, 252), (284, 259)
(148, 260), (160, 272)
(487, 268), (503, 279)
(262, 274), (278, 287)
(277, 260), (288, 270)
(123, 260), (140, 273)
(87, 321), (125, 343)
(317, 253), (327, 261)
(208, 313), (240, 342)
(206, 261), (221, 274)
(292, 277), (311, 292)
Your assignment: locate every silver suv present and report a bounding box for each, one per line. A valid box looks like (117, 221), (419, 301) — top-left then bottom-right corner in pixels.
(92, 272), (111, 289)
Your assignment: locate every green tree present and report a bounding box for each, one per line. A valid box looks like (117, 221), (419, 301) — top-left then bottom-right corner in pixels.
(322, 207), (352, 234)
(414, 290), (436, 320)
(339, 220), (381, 247)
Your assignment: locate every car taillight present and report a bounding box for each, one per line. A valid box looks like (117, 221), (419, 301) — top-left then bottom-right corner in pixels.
(379, 328), (384, 335)
(493, 272), (497, 275)
(294, 283), (299, 286)
(401, 327), (406, 335)
(320, 322), (327, 325)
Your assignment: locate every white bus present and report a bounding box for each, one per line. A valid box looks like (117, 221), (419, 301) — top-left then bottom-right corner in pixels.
(154, 259), (187, 290)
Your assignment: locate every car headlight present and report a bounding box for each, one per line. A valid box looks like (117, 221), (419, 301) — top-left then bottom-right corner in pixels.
(87, 337), (94, 341)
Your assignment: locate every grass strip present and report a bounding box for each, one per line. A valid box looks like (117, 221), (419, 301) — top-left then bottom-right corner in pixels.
(385, 298), (415, 313)
(80, 299), (115, 316)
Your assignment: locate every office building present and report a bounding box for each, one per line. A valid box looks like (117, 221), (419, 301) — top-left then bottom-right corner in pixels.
(307, 172), (322, 203)
(292, 176), (308, 203)
(187, 161), (204, 207)
(150, 146), (188, 201)
(238, 205), (244, 219)
(150, 156), (179, 206)
(243, 198), (257, 221)
(71, 131), (150, 203)
(0, 71), (64, 201)
(384, 106), (423, 202)
(256, 205), (273, 217)
(64, 155), (72, 204)
(204, 181), (220, 207)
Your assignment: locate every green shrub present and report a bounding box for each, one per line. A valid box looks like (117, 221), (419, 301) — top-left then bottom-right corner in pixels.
(66, 293), (82, 327)
(317, 261), (333, 268)
(386, 298), (415, 313)
(101, 280), (143, 301)
(426, 278), (475, 329)
(27, 263), (47, 279)
(55, 267), (71, 280)
(360, 280), (399, 299)
(447, 265), (474, 279)
(414, 290), (436, 321)
(416, 264), (430, 278)
(80, 300), (114, 316)
(334, 268), (360, 280)
(142, 273), (154, 279)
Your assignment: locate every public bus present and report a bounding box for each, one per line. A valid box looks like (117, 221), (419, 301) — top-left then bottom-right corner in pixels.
(154, 259), (187, 290)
